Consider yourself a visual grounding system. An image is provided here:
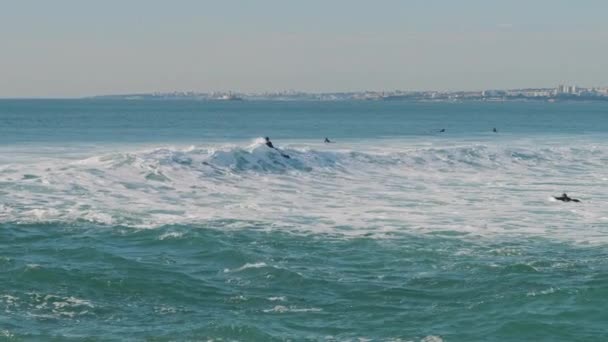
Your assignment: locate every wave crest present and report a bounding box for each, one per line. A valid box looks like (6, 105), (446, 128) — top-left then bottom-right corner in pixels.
(74, 141), (607, 177)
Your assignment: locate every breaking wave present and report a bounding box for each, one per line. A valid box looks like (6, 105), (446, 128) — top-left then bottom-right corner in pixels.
(57, 139), (608, 175)
(1, 139), (607, 242)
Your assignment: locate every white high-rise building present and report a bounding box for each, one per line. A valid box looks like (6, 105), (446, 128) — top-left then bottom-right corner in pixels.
(556, 84), (578, 95)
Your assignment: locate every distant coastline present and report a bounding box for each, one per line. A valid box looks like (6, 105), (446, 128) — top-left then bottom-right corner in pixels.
(87, 86), (608, 103)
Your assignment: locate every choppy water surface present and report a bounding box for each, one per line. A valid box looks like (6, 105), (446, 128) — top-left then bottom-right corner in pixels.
(1, 100), (608, 341)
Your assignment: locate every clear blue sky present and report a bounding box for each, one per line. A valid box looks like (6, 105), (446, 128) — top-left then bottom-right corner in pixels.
(1, 0), (607, 97)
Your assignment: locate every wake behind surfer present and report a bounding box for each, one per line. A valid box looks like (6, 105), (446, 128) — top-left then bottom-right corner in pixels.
(264, 137), (290, 159)
(554, 193), (580, 203)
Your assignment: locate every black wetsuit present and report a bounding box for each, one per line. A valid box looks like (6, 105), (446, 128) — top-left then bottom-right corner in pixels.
(554, 194), (580, 203)
(265, 138), (289, 158)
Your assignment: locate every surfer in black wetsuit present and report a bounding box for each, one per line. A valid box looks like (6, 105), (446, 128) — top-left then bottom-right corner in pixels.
(264, 137), (290, 159)
(324, 137), (331, 143)
(554, 193), (580, 203)
(439, 129), (445, 133)
(493, 128), (498, 133)
(264, 137), (275, 148)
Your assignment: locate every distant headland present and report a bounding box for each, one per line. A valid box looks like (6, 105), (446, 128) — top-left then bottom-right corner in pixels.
(89, 85), (608, 102)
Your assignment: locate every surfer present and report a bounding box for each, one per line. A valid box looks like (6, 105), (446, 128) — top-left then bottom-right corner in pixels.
(324, 137), (331, 143)
(264, 137), (290, 159)
(493, 128), (498, 133)
(553, 193), (580, 203)
(264, 137), (275, 148)
(439, 129), (445, 133)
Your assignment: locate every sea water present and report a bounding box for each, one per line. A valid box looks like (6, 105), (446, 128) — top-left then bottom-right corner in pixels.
(1, 100), (607, 341)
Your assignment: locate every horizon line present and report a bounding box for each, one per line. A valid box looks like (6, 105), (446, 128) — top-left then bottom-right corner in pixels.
(2, 84), (607, 100)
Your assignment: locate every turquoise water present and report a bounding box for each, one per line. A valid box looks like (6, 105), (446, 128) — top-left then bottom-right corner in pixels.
(1, 100), (608, 341)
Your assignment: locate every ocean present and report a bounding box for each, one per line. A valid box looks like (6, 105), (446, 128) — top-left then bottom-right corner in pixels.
(1, 100), (607, 341)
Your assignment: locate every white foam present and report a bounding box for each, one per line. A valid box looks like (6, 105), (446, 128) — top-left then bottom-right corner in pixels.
(158, 232), (184, 240)
(225, 262), (268, 273)
(527, 287), (557, 297)
(23, 293), (94, 319)
(263, 305), (322, 313)
(52, 296), (94, 309)
(1, 294), (18, 306)
(154, 305), (178, 315)
(421, 336), (444, 342)
(2, 138), (608, 244)
(1, 330), (14, 338)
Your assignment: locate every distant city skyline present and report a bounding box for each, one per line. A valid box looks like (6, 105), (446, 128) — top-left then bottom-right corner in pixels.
(93, 83), (608, 95)
(2, 1), (608, 98)
(90, 84), (608, 102)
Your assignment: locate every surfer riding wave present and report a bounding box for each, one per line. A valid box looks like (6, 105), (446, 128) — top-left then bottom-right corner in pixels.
(265, 137), (290, 159)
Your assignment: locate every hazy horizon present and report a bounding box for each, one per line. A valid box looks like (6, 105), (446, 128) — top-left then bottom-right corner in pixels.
(2, 0), (608, 98)
(4, 84), (607, 100)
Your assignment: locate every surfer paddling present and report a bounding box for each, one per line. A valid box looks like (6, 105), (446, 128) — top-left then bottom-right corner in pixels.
(553, 193), (581, 203)
(264, 137), (290, 159)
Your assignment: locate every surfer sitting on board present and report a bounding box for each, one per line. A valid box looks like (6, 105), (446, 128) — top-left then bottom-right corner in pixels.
(554, 193), (580, 203)
(264, 137), (290, 159)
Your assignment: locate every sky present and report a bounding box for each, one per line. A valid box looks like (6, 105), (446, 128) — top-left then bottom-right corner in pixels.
(1, 0), (607, 97)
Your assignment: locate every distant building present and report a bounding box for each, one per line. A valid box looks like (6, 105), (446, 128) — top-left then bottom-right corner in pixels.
(482, 90), (506, 97)
(556, 84), (579, 95)
(570, 85), (577, 94)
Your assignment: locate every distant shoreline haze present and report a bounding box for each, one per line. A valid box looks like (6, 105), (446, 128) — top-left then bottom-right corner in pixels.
(83, 85), (608, 102)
